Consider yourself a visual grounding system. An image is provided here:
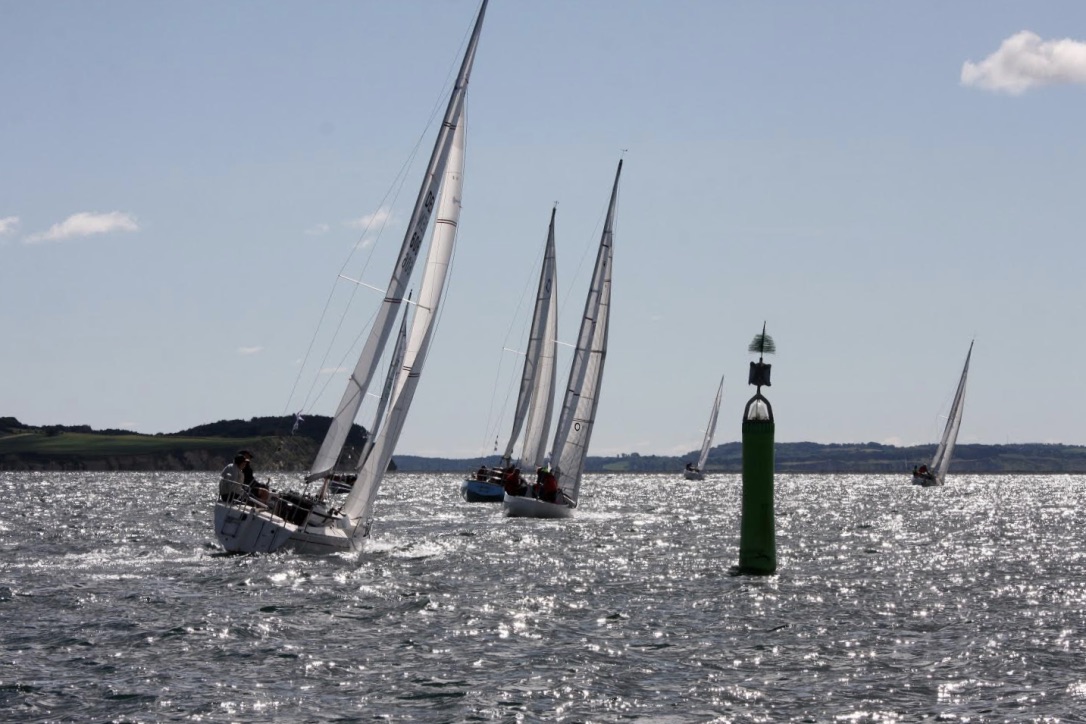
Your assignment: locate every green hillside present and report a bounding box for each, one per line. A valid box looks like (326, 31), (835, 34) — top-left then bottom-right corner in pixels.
(3, 416), (1085, 473)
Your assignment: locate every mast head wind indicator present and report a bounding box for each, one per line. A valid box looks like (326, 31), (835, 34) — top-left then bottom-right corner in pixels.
(747, 322), (774, 389)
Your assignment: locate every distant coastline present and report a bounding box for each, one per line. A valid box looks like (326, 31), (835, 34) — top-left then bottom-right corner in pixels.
(4, 416), (1085, 474)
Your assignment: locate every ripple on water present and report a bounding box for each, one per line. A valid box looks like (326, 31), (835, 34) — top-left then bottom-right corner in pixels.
(2, 472), (1086, 720)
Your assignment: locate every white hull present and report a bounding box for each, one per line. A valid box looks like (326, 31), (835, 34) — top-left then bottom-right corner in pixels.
(911, 474), (943, 488)
(502, 493), (574, 519)
(460, 478), (505, 503)
(213, 501), (360, 555)
(683, 469), (705, 481)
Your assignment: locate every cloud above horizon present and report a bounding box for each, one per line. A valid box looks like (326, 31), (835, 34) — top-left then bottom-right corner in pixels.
(305, 222), (330, 236)
(237, 346), (263, 356)
(962, 30), (1086, 94)
(344, 207), (394, 232)
(0, 216), (19, 235)
(24, 211), (139, 244)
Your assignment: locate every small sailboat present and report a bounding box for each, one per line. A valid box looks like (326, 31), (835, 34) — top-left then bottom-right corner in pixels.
(503, 160), (622, 519)
(912, 340), (973, 487)
(461, 208), (559, 502)
(683, 375), (724, 481)
(213, 1), (487, 554)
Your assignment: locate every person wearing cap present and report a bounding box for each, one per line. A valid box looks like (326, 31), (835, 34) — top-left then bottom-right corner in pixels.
(239, 450), (270, 503)
(219, 454), (248, 502)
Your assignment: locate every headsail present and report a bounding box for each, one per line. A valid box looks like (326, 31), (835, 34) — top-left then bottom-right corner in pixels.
(503, 207), (558, 468)
(929, 340), (973, 482)
(307, 0), (488, 482)
(342, 111), (467, 525)
(550, 160), (621, 504)
(358, 295), (411, 470)
(696, 375), (724, 470)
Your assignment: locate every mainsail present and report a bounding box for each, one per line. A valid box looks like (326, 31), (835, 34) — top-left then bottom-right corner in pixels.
(696, 375), (724, 470)
(929, 340), (973, 482)
(307, 0), (488, 482)
(550, 160), (621, 504)
(342, 112), (466, 524)
(502, 207), (559, 469)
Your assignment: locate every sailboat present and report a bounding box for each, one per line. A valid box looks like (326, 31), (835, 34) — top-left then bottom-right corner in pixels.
(912, 340), (973, 487)
(503, 160), (622, 519)
(212, 0), (487, 554)
(461, 207), (559, 502)
(683, 375), (723, 481)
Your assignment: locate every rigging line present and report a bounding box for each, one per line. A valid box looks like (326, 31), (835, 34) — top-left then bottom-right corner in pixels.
(476, 203), (553, 459)
(283, 137), (417, 417)
(284, 7), (477, 418)
(296, 172), (411, 415)
(285, 180), (409, 419)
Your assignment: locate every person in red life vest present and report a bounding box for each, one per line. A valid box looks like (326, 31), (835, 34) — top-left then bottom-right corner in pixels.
(538, 466), (559, 503)
(502, 465), (525, 496)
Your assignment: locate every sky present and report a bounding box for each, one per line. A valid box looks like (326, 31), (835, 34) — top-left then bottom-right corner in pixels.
(3, 1), (1086, 459)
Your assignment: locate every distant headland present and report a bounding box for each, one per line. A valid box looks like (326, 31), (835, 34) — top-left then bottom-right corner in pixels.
(2, 416), (1085, 474)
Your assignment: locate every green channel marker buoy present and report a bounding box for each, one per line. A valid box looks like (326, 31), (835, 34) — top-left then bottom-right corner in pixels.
(735, 323), (777, 576)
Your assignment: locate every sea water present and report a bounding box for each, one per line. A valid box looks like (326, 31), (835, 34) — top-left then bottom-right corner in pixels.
(1, 472), (1085, 722)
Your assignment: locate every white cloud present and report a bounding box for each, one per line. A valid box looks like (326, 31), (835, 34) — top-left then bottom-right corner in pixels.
(238, 346), (263, 355)
(319, 366), (348, 375)
(344, 207), (394, 232)
(0, 216), (19, 235)
(305, 223), (330, 236)
(24, 211), (139, 244)
(962, 30), (1086, 94)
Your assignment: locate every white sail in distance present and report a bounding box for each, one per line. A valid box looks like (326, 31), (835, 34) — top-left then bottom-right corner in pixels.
(930, 340), (973, 483)
(696, 375), (724, 470)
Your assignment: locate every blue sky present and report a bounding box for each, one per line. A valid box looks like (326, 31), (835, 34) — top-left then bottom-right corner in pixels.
(3, 1), (1086, 458)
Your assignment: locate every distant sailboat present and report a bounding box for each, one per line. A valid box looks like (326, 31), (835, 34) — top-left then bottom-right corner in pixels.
(461, 207), (559, 502)
(212, 0), (487, 554)
(503, 160), (622, 519)
(912, 341), (973, 487)
(683, 375), (723, 481)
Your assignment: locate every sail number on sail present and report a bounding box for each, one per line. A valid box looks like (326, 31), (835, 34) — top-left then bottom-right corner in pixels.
(401, 189), (437, 275)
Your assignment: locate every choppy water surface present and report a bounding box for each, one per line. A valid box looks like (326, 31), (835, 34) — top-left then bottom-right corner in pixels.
(2, 472), (1086, 722)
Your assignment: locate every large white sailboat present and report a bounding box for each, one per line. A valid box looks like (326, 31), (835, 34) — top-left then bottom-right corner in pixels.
(213, 1), (487, 554)
(461, 208), (559, 502)
(503, 160), (622, 519)
(912, 340), (973, 487)
(683, 375), (723, 481)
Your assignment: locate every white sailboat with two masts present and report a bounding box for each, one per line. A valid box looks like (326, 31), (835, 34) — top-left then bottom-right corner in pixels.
(503, 160), (622, 519)
(461, 207), (559, 502)
(212, 0), (488, 554)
